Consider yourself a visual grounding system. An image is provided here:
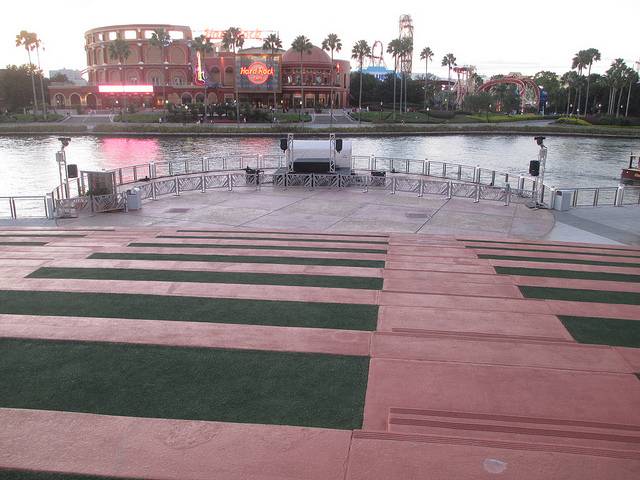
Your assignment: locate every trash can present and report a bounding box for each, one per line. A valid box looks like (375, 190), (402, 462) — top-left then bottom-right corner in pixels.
(127, 187), (142, 210)
(554, 189), (572, 211)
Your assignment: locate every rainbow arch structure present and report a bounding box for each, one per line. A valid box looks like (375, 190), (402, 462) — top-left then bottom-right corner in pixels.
(478, 76), (541, 112)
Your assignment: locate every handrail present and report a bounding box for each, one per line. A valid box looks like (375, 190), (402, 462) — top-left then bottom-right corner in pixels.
(0, 195), (49, 219)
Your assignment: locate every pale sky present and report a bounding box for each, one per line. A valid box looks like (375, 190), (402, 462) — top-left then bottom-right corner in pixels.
(3, 0), (639, 79)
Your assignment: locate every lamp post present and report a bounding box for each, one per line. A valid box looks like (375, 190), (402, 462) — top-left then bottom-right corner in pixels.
(426, 106), (430, 122)
(379, 101), (383, 121)
(55, 137), (71, 199)
(487, 104), (492, 123)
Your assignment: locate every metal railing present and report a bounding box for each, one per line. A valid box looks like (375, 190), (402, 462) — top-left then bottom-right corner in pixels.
(0, 196), (50, 219)
(546, 185), (640, 209)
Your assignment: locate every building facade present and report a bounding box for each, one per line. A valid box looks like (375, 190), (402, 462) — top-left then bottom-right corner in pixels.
(48, 24), (350, 110)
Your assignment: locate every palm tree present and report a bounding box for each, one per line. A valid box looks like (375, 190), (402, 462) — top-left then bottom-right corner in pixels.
(221, 27), (245, 124)
(30, 33), (47, 119)
(420, 47), (433, 109)
(189, 35), (214, 119)
(321, 33), (342, 126)
(571, 51), (589, 115)
(582, 48), (601, 114)
(15, 30), (39, 115)
(386, 38), (402, 120)
(291, 35), (313, 121)
(605, 59), (627, 116)
(108, 38), (131, 120)
(624, 67), (638, 117)
(561, 70), (579, 114)
(441, 53), (457, 110)
(351, 40), (371, 125)
(262, 33), (283, 115)
(149, 29), (172, 110)
(399, 37), (413, 113)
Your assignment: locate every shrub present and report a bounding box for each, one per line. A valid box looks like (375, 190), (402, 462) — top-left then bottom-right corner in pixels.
(556, 116), (592, 126)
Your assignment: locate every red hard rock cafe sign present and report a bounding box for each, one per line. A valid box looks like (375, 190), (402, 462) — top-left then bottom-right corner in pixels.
(240, 61), (274, 85)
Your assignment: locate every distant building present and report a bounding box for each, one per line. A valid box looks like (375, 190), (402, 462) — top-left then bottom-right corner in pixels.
(49, 69), (87, 85)
(362, 66), (394, 81)
(47, 24), (350, 110)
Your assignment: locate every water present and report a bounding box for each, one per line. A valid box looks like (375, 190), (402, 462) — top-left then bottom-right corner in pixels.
(1, 134), (638, 196)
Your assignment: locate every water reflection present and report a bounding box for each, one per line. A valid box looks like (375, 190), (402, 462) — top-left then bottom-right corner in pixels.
(0, 134), (638, 196)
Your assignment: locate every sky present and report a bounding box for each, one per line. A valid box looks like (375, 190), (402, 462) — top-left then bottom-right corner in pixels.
(3, 0), (639, 79)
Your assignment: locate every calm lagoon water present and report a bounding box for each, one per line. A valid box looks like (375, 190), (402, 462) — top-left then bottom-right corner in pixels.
(1, 134), (638, 196)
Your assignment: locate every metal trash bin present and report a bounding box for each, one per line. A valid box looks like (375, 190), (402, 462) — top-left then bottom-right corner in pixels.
(126, 187), (142, 210)
(554, 189), (572, 211)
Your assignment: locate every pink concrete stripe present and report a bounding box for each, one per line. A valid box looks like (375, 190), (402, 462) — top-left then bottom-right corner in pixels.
(118, 246), (386, 261)
(0, 259), (49, 267)
(180, 227), (389, 238)
(169, 232), (390, 243)
(146, 237), (387, 250)
(466, 242), (640, 258)
(377, 306), (574, 341)
(385, 254), (485, 265)
(386, 246), (476, 258)
(362, 359), (640, 433)
(488, 259), (640, 275)
(461, 238), (640, 252)
(476, 248), (640, 264)
(346, 433), (640, 479)
(0, 246), (95, 255)
(384, 261), (496, 275)
(383, 269), (515, 285)
(0, 408), (352, 480)
(545, 300), (640, 321)
(614, 348), (640, 372)
(382, 279), (523, 299)
(378, 291), (551, 314)
(0, 278), (379, 305)
(510, 276), (640, 293)
(370, 332), (631, 373)
(0, 266), (41, 279)
(44, 258), (384, 278)
(0, 314), (371, 356)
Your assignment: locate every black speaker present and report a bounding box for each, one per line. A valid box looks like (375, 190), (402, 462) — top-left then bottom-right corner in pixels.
(67, 164), (78, 179)
(529, 160), (540, 177)
(279, 138), (288, 151)
(335, 138), (342, 152)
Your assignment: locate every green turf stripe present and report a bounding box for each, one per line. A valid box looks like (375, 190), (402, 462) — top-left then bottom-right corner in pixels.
(494, 266), (640, 283)
(519, 285), (640, 305)
(157, 234), (388, 244)
(28, 267), (383, 290)
(0, 241), (48, 246)
(129, 242), (387, 254)
(478, 254), (640, 269)
(0, 470), (125, 480)
(89, 252), (385, 268)
(0, 338), (369, 429)
(461, 238), (640, 253)
(0, 290), (378, 331)
(470, 245), (640, 259)
(178, 229), (389, 238)
(0, 233), (84, 238)
(559, 316), (640, 348)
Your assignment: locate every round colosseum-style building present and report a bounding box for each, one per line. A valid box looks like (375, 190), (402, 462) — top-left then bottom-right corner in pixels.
(48, 24), (351, 111)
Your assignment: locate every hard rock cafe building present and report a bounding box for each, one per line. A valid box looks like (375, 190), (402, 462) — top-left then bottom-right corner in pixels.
(48, 24), (351, 110)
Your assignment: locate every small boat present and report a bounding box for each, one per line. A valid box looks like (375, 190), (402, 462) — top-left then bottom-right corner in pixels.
(621, 153), (640, 184)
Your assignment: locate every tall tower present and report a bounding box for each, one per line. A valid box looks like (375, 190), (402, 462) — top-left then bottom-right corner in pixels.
(398, 14), (414, 76)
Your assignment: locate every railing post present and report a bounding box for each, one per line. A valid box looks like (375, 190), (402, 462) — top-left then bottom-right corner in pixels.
(447, 181), (452, 199)
(174, 178), (180, 196)
(168, 163), (173, 176)
(442, 163), (446, 178)
(9, 197), (17, 219)
(133, 166), (138, 182)
(474, 185), (480, 203)
(505, 183), (511, 206)
(222, 157), (227, 170)
(616, 185), (624, 206)
(118, 168), (123, 185)
(549, 187), (556, 210)
(201, 158), (205, 173)
(572, 189), (578, 207)
(518, 175), (525, 191)
(185, 160), (189, 174)
(418, 180), (424, 197)
(228, 174), (233, 191)
(593, 188), (599, 207)
(473, 166), (479, 184)
(149, 162), (154, 179)
(457, 164), (462, 180)
(391, 177), (396, 194)
(405, 159), (409, 174)
(201, 174), (206, 193)
(491, 170), (496, 186)
(422, 159), (427, 176)
(426, 161), (431, 176)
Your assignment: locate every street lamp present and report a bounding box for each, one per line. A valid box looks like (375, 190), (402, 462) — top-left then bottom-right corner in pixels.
(487, 104), (492, 123)
(379, 101), (383, 121)
(426, 106), (430, 122)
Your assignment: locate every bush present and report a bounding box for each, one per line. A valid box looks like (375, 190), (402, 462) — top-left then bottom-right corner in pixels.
(556, 116), (592, 126)
(585, 115), (640, 126)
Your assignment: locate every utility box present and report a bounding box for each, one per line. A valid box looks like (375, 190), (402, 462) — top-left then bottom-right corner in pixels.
(127, 188), (142, 210)
(554, 189), (572, 211)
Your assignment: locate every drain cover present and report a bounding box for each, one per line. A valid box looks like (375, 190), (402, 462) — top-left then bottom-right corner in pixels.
(166, 208), (190, 213)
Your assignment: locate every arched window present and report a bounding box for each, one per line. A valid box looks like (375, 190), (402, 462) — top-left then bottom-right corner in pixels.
(69, 94), (81, 106)
(181, 93), (192, 104)
(224, 67), (233, 86)
(54, 94), (65, 108)
(210, 67), (221, 84)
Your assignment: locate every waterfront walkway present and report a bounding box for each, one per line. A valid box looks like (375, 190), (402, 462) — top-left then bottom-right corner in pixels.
(0, 226), (638, 479)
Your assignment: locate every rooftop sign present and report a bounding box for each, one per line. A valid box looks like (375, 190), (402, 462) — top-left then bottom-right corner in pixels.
(203, 29), (276, 41)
